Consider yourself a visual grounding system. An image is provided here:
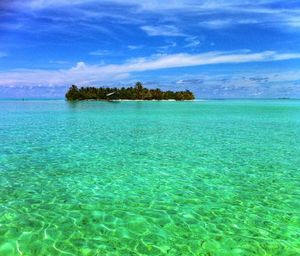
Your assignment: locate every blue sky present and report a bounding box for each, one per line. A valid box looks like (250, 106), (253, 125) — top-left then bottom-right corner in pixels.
(1, 0), (300, 98)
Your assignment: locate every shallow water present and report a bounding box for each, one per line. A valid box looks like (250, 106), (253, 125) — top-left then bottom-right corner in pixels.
(0, 100), (300, 255)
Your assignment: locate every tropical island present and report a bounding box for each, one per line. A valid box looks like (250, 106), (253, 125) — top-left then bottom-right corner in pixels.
(65, 82), (195, 101)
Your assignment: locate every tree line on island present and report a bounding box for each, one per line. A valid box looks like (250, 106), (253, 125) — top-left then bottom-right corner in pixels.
(66, 82), (195, 101)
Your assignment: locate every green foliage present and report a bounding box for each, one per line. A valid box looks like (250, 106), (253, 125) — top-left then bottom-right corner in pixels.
(65, 82), (195, 101)
(65, 85), (79, 100)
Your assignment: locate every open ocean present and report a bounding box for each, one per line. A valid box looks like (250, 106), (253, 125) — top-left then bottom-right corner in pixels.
(0, 100), (299, 255)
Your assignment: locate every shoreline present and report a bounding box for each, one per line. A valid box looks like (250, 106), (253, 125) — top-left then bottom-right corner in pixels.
(111, 99), (197, 102)
(75, 99), (198, 102)
(2, 98), (300, 102)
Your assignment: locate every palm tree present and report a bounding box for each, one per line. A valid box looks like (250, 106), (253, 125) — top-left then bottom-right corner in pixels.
(65, 85), (79, 100)
(135, 82), (144, 99)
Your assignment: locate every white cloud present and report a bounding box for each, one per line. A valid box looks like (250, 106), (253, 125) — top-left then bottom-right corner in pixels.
(157, 41), (177, 52)
(1, 50), (300, 87)
(198, 18), (262, 29)
(128, 45), (143, 50)
(6, 0), (300, 37)
(25, 0), (94, 9)
(23, 0), (280, 13)
(141, 25), (185, 37)
(185, 37), (201, 48)
(286, 16), (300, 28)
(89, 50), (112, 56)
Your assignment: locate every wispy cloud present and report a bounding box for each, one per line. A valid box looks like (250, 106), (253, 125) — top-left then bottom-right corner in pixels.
(185, 37), (201, 48)
(1, 50), (300, 87)
(286, 16), (300, 28)
(89, 50), (112, 56)
(128, 45), (143, 50)
(18, 0), (300, 31)
(3, 0), (300, 49)
(141, 25), (185, 37)
(176, 79), (204, 84)
(156, 41), (177, 52)
(198, 19), (238, 29)
(174, 70), (300, 98)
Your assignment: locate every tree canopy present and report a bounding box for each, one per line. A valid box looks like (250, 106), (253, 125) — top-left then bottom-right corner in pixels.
(66, 82), (195, 101)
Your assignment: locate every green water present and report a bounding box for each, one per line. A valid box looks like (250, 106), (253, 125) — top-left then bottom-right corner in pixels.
(0, 100), (300, 255)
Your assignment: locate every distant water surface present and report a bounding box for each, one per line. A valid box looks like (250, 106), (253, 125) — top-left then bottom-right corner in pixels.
(0, 100), (300, 255)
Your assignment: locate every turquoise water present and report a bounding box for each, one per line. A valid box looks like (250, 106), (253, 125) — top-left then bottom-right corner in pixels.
(0, 100), (300, 255)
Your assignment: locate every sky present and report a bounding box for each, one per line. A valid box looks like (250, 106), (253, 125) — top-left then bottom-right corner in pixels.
(1, 0), (300, 98)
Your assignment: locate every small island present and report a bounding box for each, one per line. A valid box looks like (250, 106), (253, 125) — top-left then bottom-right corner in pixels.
(66, 82), (195, 101)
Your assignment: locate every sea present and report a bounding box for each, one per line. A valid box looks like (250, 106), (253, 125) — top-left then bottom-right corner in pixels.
(0, 99), (299, 255)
